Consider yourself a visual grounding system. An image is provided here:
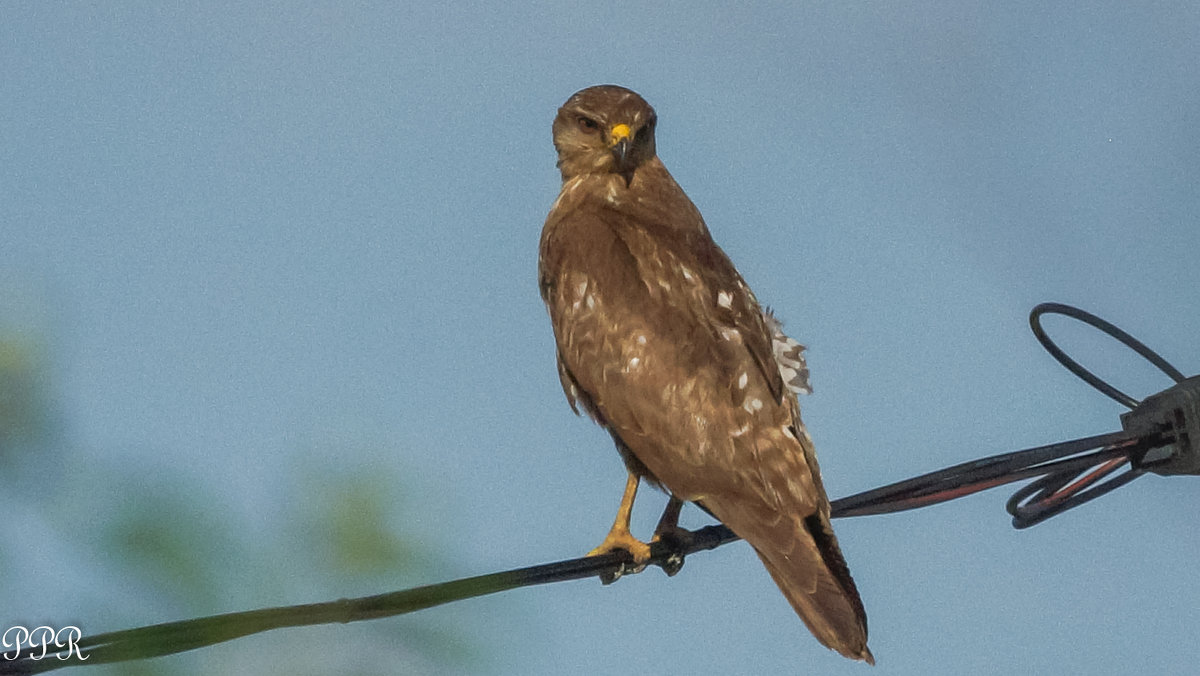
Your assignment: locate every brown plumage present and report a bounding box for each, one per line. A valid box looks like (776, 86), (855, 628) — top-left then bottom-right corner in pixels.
(538, 85), (872, 664)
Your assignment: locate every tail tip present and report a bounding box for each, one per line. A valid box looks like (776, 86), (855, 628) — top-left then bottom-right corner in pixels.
(836, 643), (874, 665)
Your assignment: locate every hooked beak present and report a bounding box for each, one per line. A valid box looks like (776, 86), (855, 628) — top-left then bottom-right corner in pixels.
(609, 123), (633, 172)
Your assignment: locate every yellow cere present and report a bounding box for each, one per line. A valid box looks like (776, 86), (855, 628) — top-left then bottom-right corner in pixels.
(609, 123), (631, 145)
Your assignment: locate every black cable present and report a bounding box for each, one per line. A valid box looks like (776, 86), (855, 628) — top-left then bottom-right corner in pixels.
(1030, 302), (1185, 408)
(1005, 456), (1144, 528)
(1014, 302), (1195, 524)
(831, 430), (1143, 518)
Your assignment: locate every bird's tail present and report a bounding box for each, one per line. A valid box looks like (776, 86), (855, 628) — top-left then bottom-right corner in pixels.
(706, 493), (873, 664)
(753, 510), (873, 664)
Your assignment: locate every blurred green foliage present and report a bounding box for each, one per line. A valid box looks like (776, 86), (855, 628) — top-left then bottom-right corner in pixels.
(1, 321), (478, 675)
(306, 472), (421, 577)
(0, 336), (51, 464)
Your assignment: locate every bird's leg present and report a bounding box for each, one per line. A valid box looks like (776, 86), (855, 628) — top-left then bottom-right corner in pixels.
(653, 494), (684, 535)
(588, 471), (651, 583)
(651, 495), (693, 577)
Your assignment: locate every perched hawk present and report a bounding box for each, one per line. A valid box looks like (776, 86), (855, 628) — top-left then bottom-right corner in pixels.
(538, 85), (872, 663)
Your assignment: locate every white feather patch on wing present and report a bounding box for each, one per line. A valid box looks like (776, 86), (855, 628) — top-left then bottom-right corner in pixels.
(763, 310), (812, 396)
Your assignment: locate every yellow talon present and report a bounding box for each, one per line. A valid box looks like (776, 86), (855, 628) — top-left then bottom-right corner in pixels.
(588, 527), (652, 563)
(589, 472), (652, 580)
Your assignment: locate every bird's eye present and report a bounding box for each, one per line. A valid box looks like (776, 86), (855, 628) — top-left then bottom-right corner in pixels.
(576, 116), (600, 132)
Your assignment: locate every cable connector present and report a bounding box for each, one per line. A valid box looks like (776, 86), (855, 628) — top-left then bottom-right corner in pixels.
(1121, 375), (1200, 476)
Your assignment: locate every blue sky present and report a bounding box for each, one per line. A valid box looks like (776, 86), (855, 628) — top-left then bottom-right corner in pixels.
(3, 3), (1199, 674)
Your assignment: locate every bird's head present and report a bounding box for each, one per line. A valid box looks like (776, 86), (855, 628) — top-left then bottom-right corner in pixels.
(552, 85), (657, 184)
